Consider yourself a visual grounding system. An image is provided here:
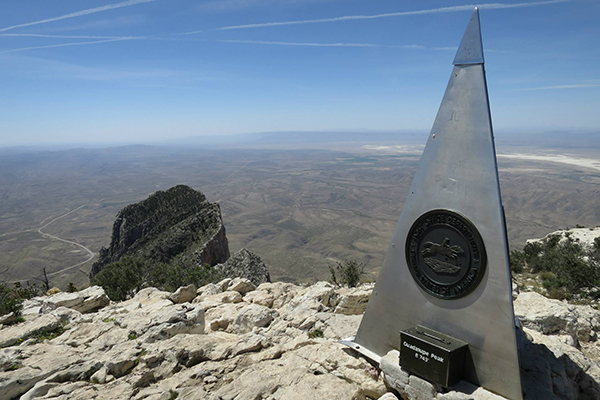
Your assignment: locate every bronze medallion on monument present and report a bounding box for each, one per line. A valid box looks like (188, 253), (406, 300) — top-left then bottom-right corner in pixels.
(405, 210), (487, 299)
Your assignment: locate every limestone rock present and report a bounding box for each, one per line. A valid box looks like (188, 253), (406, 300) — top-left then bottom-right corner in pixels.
(3, 280), (600, 400)
(205, 303), (246, 332)
(0, 312), (16, 326)
(255, 282), (301, 309)
(230, 304), (278, 334)
(214, 248), (271, 286)
(228, 277), (256, 296)
(515, 291), (600, 345)
(193, 291), (242, 310)
(197, 282), (223, 297)
(312, 312), (362, 340)
(0, 312), (63, 347)
(282, 281), (337, 327)
(243, 289), (275, 308)
(168, 284), (197, 304)
(41, 285), (109, 314)
(334, 285), (372, 315)
(216, 278), (233, 291)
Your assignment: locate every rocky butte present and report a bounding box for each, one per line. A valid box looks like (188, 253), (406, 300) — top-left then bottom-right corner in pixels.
(90, 185), (231, 279)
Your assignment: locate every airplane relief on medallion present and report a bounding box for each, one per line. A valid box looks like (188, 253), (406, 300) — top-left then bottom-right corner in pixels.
(405, 210), (487, 300)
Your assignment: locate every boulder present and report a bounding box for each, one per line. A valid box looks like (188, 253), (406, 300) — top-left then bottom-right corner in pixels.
(168, 284), (197, 304)
(214, 248), (271, 286)
(334, 285), (372, 315)
(197, 282), (223, 297)
(282, 282), (337, 327)
(41, 286), (109, 314)
(255, 282), (301, 309)
(514, 291), (600, 344)
(230, 304), (279, 334)
(205, 303), (247, 332)
(243, 290), (275, 308)
(228, 277), (256, 296)
(0, 312), (16, 326)
(193, 291), (242, 310)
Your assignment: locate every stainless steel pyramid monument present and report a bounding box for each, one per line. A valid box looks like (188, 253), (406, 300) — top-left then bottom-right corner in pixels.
(344, 8), (522, 400)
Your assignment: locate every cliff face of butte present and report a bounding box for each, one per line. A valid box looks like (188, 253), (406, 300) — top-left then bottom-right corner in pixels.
(90, 185), (230, 277)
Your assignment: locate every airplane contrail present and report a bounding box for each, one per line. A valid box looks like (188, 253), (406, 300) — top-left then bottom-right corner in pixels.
(0, 33), (140, 39)
(217, 0), (568, 31)
(217, 40), (453, 51)
(0, 0), (160, 33)
(217, 39), (390, 47)
(0, 38), (139, 53)
(517, 83), (600, 91)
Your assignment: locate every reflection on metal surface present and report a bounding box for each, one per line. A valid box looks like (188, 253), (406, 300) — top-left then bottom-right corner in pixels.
(347, 8), (522, 400)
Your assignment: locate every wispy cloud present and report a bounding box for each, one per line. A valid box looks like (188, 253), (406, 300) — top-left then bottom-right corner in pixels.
(0, 33), (139, 40)
(217, 0), (568, 30)
(517, 83), (600, 91)
(180, 30), (203, 36)
(0, 0), (160, 33)
(217, 39), (451, 50)
(217, 39), (389, 48)
(0, 53), (220, 83)
(201, 0), (330, 12)
(0, 38), (140, 54)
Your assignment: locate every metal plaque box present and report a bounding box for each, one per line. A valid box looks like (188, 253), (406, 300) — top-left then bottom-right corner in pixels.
(400, 325), (468, 387)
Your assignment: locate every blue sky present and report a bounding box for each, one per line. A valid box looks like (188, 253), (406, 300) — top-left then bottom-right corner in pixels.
(1, 0), (598, 146)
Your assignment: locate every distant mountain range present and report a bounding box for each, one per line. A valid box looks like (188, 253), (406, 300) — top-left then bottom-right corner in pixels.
(163, 129), (600, 149)
(164, 130), (427, 148)
(1, 129), (598, 153)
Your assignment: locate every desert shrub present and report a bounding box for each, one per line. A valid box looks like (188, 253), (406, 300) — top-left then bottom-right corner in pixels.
(91, 257), (148, 301)
(0, 282), (39, 317)
(329, 260), (365, 288)
(308, 329), (324, 339)
(509, 250), (526, 274)
(149, 257), (222, 293)
(516, 234), (600, 299)
(92, 256), (221, 301)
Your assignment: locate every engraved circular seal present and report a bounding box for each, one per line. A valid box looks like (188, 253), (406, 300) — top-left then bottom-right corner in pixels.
(405, 209), (487, 299)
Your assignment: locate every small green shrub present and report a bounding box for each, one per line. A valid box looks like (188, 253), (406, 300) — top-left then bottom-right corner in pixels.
(5, 363), (22, 371)
(29, 324), (66, 344)
(168, 390), (179, 400)
(92, 256), (222, 301)
(515, 233), (600, 300)
(0, 282), (39, 318)
(308, 329), (324, 339)
(329, 260), (365, 288)
(509, 250), (526, 274)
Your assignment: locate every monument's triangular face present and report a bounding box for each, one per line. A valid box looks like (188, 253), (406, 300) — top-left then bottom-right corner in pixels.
(348, 8), (522, 400)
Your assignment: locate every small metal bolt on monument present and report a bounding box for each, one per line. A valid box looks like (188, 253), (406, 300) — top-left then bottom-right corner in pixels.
(342, 8), (522, 400)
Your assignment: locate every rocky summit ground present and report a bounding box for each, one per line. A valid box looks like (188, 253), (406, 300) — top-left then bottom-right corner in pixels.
(1, 279), (600, 400)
